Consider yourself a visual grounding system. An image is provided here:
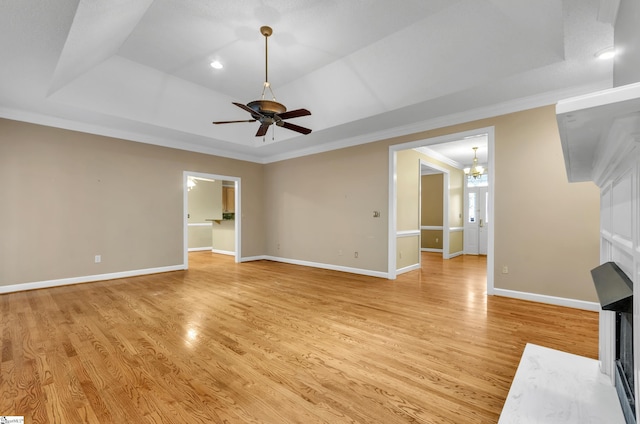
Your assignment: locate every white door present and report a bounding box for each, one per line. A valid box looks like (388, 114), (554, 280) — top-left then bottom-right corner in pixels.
(464, 186), (489, 255)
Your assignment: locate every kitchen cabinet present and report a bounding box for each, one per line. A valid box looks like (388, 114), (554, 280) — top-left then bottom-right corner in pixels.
(223, 186), (235, 213)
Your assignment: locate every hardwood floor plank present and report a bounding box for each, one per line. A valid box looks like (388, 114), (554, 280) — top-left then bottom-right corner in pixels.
(0, 252), (598, 423)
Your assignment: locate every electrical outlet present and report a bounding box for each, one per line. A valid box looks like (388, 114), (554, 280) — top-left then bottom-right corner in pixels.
(95, 255), (101, 263)
(354, 251), (358, 258)
(399, 250), (403, 259)
(435, 237), (439, 243)
(502, 265), (508, 274)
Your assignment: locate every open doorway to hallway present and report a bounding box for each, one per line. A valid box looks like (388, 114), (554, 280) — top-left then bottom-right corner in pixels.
(183, 171), (241, 269)
(388, 127), (494, 295)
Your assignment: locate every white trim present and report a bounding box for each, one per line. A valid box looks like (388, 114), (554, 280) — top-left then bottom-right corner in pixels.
(238, 255), (267, 262)
(449, 251), (464, 258)
(0, 265), (185, 294)
(211, 249), (234, 256)
(422, 248), (443, 253)
(1, 81), (608, 166)
(187, 222), (211, 227)
(388, 148), (398, 279)
(264, 81), (609, 164)
(556, 81), (640, 115)
(0, 107), (265, 164)
(415, 146), (464, 169)
(262, 255), (388, 279)
(396, 230), (420, 237)
(492, 288), (600, 312)
(188, 246), (212, 252)
(420, 225), (464, 233)
(396, 263), (421, 275)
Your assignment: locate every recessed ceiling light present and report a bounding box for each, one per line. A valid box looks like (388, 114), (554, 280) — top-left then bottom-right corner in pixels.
(595, 47), (615, 60)
(210, 60), (223, 69)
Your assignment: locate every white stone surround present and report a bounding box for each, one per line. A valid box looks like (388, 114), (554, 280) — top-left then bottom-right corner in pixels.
(499, 344), (625, 423)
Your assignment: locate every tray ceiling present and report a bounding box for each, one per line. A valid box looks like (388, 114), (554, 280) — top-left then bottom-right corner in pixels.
(0, 0), (615, 163)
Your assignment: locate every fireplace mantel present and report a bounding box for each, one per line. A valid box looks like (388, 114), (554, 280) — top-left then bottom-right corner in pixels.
(557, 81), (640, 185)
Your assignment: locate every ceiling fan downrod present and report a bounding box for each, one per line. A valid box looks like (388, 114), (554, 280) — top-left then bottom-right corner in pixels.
(260, 26), (276, 101)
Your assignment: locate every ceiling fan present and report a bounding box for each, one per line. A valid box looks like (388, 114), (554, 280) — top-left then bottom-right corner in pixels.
(213, 26), (312, 138)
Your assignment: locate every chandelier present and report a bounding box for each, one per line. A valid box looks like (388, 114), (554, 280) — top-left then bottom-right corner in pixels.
(464, 147), (484, 179)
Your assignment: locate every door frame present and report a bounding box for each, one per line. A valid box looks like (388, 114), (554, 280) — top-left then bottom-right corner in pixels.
(388, 126), (495, 295)
(183, 171), (241, 269)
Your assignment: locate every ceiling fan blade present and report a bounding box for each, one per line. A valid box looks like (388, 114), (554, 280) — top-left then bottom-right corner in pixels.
(212, 119), (257, 124)
(277, 108), (311, 120)
(279, 121), (312, 135)
(255, 123), (270, 137)
(233, 102), (262, 116)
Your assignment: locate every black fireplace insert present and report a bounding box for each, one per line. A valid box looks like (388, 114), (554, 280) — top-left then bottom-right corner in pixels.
(592, 261), (635, 424)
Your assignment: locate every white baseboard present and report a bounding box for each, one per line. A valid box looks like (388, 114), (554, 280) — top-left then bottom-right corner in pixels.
(421, 248), (443, 253)
(0, 264), (185, 294)
(211, 249), (235, 256)
(492, 288), (600, 312)
(188, 246), (212, 252)
(238, 255), (268, 262)
(244, 255), (389, 279)
(397, 263), (421, 275)
(448, 251), (464, 258)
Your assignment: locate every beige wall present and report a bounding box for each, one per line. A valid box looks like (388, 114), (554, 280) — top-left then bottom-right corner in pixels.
(188, 179), (221, 223)
(421, 174), (443, 226)
(263, 144), (389, 272)
(0, 118), (264, 286)
(187, 179), (220, 250)
(2, 104), (600, 302)
(188, 225), (212, 249)
(397, 236), (420, 269)
(405, 150), (465, 256)
(421, 229), (443, 249)
(212, 220), (235, 252)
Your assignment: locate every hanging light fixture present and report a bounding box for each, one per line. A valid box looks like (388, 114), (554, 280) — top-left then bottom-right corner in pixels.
(464, 147), (484, 179)
(187, 177), (197, 191)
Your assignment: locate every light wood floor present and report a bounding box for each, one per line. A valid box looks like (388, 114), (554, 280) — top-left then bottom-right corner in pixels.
(1, 252), (598, 423)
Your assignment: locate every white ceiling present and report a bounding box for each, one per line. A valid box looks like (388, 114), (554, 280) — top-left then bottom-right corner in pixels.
(0, 0), (616, 164)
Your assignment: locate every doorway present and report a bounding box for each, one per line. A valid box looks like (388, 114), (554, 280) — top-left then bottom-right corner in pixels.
(388, 127), (494, 295)
(464, 186), (489, 255)
(183, 171), (241, 269)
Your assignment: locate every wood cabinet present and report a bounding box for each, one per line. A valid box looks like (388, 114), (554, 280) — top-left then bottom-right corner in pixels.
(223, 186), (235, 213)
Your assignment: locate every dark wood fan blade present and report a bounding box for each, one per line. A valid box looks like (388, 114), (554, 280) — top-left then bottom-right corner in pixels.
(212, 119), (256, 124)
(280, 121), (312, 135)
(277, 108), (311, 120)
(255, 123), (270, 137)
(233, 102), (262, 116)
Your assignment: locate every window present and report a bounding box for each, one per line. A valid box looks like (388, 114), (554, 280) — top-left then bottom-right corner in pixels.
(468, 192), (476, 223)
(467, 173), (488, 187)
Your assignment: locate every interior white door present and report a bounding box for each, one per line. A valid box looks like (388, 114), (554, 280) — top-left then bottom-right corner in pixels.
(464, 186), (489, 255)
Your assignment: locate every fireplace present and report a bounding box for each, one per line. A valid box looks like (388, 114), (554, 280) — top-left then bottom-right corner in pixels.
(617, 310), (635, 422)
(592, 262), (635, 424)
